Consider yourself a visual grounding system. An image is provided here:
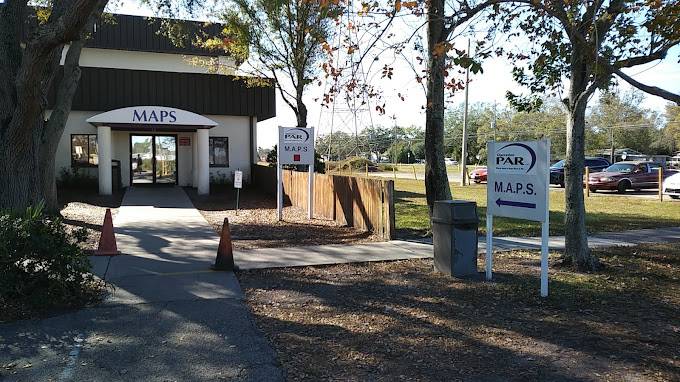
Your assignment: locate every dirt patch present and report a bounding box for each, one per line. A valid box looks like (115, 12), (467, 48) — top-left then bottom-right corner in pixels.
(58, 187), (125, 250)
(185, 186), (379, 249)
(238, 244), (680, 381)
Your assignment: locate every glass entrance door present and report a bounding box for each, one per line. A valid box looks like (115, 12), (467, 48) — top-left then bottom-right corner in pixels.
(130, 135), (177, 185)
(154, 136), (177, 184)
(131, 136), (153, 184)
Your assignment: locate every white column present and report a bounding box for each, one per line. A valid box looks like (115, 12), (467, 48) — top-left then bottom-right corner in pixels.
(197, 129), (210, 195)
(192, 131), (199, 188)
(251, 116), (258, 163)
(97, 125), (112, 195)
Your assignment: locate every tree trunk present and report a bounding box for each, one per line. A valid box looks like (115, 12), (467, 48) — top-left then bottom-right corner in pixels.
(41, 39), (89, 212)
(564, 47), (597, 270)
(424, 0), (451, 215)
(296, 96), (308, 127)
(0, 1), (106, 213)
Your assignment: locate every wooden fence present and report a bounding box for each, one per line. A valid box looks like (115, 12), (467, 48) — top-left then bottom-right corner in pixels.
(251, 164), (395, 240)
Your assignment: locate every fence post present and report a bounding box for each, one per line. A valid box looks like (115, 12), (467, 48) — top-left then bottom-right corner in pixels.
(366, 163), (369, 178)
(384, 180), (395, 240)
(412, 165), (417, 180)
(585, 166), (590, 198)
(659, 167), (664, 202)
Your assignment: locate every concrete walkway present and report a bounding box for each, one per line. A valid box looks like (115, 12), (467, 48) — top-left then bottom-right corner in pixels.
(234, 227), (680, 270)
(0, 187), (282, 382)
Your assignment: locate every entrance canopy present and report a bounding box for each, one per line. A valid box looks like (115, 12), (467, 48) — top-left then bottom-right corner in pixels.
(87, 106), (218, 130)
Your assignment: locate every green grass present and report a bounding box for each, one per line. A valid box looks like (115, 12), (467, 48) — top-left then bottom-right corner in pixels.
(395, 178), (680, 238)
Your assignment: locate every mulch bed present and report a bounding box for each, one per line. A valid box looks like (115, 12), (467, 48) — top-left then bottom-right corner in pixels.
(58, 187), (125, 250)
(238, 244), (680, 381)
(185, 186), (379, 249)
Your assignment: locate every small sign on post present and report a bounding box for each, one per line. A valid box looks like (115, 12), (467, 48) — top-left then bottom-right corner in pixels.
(277, 127), (315, 221)
(486, 139), (551, 297)
(234, 170), (242, 215)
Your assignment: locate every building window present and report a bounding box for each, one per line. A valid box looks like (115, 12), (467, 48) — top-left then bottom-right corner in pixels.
(71, 134), (98, 167)
(209, 137), (229, 167)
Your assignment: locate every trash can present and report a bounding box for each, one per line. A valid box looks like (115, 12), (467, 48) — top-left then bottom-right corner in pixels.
(111, 160), (121, 191)
(432, 200), (479, 278)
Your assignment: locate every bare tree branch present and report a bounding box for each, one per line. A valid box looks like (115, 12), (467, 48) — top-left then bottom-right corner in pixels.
(614, 68), (680, 105)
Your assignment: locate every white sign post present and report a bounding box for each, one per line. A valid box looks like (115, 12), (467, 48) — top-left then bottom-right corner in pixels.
(277, 127), (315, 221)
(486, 139), (550, 297)
(234, 170), (242, 215)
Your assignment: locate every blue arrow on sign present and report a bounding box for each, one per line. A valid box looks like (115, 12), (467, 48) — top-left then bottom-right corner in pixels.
(496, 198), (536, 209)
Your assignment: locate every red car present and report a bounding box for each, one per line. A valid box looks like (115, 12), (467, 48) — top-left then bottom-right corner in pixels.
(469, 167), (487, 183)
(588, 161), (672, 193)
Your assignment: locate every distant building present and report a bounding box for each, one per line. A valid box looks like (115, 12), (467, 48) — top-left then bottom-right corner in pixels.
(48, 13), (276, 195)
(593, 148), (670, 165)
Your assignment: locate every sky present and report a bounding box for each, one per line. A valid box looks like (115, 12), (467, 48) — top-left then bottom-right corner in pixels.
(112, 1), (680, 149)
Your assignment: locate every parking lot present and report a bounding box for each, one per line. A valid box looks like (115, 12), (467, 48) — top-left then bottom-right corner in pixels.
(548, 185), (680, 200)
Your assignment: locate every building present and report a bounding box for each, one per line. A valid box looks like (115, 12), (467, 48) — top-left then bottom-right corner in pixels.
(593, 148), (669, 165)
(49, 13), (275, 195)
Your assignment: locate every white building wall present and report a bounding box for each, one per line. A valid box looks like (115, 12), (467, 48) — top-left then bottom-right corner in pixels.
(55, 112), (253, 188)
(55, 110), (99, 181)
(112, 131), (130, 187)
(177, 132), (194, 187)
(207, 115), (252, 184)
(61, 47), (237, 75)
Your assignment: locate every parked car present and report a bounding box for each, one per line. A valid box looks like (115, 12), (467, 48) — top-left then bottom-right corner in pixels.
(550, 157), (610, 187)
(469, 167), (487, 183)
(445, 158), (458, 166)
(587, 161), (674, 193)
(663, 172), (680, 199)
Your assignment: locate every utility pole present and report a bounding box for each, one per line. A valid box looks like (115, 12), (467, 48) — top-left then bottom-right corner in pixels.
(610, 127), (615, 163)
(492, 101), (497, 141)
(460, 38), (471, 186)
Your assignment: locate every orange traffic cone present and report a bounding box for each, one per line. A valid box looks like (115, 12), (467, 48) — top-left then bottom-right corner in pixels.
(212, 218), (235, 271)
(94, 208), (120, 256)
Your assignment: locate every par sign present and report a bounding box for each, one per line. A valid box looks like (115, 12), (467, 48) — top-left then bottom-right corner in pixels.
(486, 139), (550, 297)
(277, 126), (316, 221)
(278, 127), (315, 165)
(487, 140), (549, 222)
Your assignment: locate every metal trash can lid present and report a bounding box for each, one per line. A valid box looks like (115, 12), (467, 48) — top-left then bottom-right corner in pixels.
(432, 200), (478, 224)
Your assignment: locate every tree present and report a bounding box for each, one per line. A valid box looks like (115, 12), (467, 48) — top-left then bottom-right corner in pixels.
(588, 90), (660, 154)
(501, 0), (680, 269)
(662, 104), (680, 153)
(329, 1), (503, 214)
(0, 0), (108, 212)
(221, 0), (342, 127)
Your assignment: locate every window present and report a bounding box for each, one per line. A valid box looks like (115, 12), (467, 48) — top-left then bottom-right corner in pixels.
(585, 158), (608, 168)
(550, 160), (565, 169)
(209, 137), (229, 167)
(71, 134), (98, 167)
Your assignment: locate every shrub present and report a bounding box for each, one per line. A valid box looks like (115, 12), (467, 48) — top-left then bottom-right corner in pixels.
(0, 204), (106, 321)
(330, 157), (378, 172)
(57, 167), (98, 188)
(377, 163), (398, 172)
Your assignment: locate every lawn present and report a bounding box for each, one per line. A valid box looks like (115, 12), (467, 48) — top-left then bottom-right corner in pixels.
(395, 179), (680, 238)
(239, 244), (680, 381)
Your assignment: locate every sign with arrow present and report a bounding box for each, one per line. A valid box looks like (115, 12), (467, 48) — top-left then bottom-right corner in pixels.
(487, 140), (549, 222)
(486, 139), (550, 297)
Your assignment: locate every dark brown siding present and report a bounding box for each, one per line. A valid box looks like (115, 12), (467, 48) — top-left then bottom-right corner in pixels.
(88, 14), (224, 56)
(49, 67), (276, 121)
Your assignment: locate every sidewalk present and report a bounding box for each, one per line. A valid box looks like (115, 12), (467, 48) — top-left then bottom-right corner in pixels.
(234, 226), (680, 270)
(0, 187), (282, 382)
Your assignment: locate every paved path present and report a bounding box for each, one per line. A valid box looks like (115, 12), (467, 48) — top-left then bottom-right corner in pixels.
(234, 227), (680, 270)
(0, 187), (282, 382)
